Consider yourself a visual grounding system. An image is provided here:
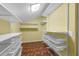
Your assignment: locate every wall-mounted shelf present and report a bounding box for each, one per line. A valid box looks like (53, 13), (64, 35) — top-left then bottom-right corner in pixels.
(20, 22), (39, 29)
(46, 31), (67, 34)
(41, 20), (48, 25)
(20, 22), (39, 25)
(0, 33), (22, 56)
(20, 25), (39, 29)
(0, 33), (21, 42)
(43, 35), (65, 45)
(42, 32), (67, 56)
(6, 42), (21, 56)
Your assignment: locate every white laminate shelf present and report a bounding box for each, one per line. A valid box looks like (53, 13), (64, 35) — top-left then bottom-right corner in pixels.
(43, 38), (66, 50)
(20, 25), (39, 29)
(0, 43), (11, 54)
(42, 32), (67, 56)
(43, 39), (66, 56)
(0, 43), (13, 55)
(0, 40), (21, 56)
(10, 41), (21, 52)
(0, 40), (21, 55)
(11, 37), (21, 44)
(43, 35), (65, 45)
(0, 33), (21, 42)
(46, 31), (67, 34)
(6, 48), (20, 56)
(6, 43), (21, 56)
(41, 20), (48, 25)
(0, 33), (22, 56)
(48, 38), (64, 45)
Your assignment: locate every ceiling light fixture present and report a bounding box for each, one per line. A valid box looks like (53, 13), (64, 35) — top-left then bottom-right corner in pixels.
(30, 3), (40, 12)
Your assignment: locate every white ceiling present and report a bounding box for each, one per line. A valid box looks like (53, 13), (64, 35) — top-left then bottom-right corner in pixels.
(2, 3), (49, 22)
(0, 5), (19, 23)
(0, 5), (12, 16)
(0, 3), (61, 23)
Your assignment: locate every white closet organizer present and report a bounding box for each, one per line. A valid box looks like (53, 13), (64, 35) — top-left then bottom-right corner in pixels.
(42, 32), (66, 55)
(0, 33), (22, 56)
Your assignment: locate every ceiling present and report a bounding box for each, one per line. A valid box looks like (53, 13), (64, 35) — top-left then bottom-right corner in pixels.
(0, 5), (19, 23)
(1, 3), (49, 22)
(0, 5), (12, 16)
(0, 3), (61, 23)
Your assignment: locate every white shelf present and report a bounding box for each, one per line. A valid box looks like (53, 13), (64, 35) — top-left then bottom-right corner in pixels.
(43, 38), (66, 56)
(0, 43), (13, 55)
(20, 23), (39, 29)
(6, 43), (21, 56)
(43, 38), (66, 50)
(20, 25), (38, 29)
(41, 19), (48, 25)
(0, 40), (21, 55)
(6, 48), (20, 56)
(0, 32), (22, 56)
(10, 41), (21, 52)
(0, 43), (11, 55)
(21, 22), (39, 25)
(47, 38), (64, 45)
(42, 32), (67, 56)
(43, 35), (64, 44)
(0, 33), (21, 42)
(47, 31), (67, 34)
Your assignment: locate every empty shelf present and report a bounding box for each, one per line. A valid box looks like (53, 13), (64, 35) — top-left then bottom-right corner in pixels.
(42, 36), (65, 45)
(43, 38), (66, 51)
(6, 48), (20, 56)
(0, 43), (11, 55)
(0, 33), (21, 42)
(46, 35), (64, 42)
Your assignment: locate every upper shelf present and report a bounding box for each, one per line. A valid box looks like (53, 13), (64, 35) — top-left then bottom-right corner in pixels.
(20, 25), (39, 29)
(20, 22), (39, 29)
(46, 31), (67, 34)
(20, 22), (39, 25)
(0, 33), (21, 42)
(45, 31), (67, 39)
(40, 19), (48, 25)
(46, 31), (73, 37)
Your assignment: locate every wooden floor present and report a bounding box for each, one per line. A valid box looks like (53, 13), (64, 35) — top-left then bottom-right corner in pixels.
(21, 41), (58, 56)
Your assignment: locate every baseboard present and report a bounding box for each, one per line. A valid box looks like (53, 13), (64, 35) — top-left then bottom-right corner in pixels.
(22, 40), (42, 43)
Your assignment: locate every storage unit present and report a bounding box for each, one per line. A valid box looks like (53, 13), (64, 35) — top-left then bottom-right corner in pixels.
(0, 33), (22, 56)
(42, 32), (67, 56)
